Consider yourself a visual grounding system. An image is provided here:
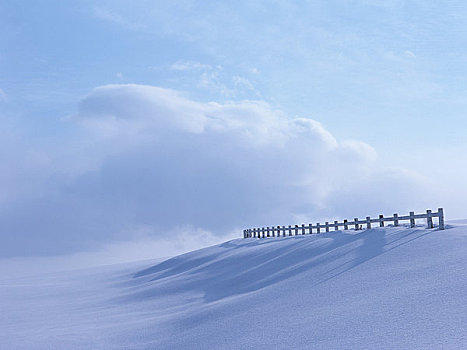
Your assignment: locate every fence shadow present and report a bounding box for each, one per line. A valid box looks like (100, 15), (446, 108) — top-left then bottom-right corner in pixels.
(125, 227), (433, 304)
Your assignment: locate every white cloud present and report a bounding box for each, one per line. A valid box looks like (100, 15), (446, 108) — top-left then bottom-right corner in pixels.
(404, 50), (416, 58)
(170, 61), (213, 71)
(92, 6), (146, 31)
(232, 75), (260, 97)
(0, 84), (436, 258)
(168, 61), (239, 97)
(197, 70), (234, 96)
(71, 84), (432, 219)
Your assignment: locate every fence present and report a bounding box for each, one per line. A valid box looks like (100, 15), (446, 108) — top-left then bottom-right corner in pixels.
(243, 208), (445, 239)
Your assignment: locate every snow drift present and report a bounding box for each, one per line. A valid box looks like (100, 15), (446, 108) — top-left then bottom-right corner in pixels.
(1, 224), (467, 349)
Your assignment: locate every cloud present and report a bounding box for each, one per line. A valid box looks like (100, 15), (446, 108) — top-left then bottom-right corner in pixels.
(170, 61), (213, 71)
(0, 84), (434, 258)
(72, 84), (433, 225)
(92, 6), (146, 31)
(232, 75), (260, 97)
(169, 61), (239, 97)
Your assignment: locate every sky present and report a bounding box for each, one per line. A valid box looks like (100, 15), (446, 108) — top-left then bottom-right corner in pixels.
(1, 0), (467, 261)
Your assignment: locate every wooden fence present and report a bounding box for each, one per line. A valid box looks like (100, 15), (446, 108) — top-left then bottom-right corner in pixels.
(243, 208), (445, 238)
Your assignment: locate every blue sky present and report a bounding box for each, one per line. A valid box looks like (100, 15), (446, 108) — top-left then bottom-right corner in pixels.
(1, 1), (467, 259)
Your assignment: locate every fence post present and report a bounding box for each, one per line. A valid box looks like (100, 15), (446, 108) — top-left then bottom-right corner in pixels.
(288, 225), (292, 236)
(295, 224), (299, 236)
(427, 209), (433, 229)
(438, 208), (445, 230)
(266, 227), (270, 237)
(393, 213), (399, 227)
(334, 220), (339, 231)
(262, 227), (265, 238)
(354, 218), (359, 230)
(301, 224), (306, 235)
(410, 211), (415, 228)
(366, 216), (371, 229)
(325, 222), (329, 232)
(281, 225), (285, 237)
(379, 214), (384, 227)
(317, 223), (321, 234)
(344, 219), (348, 230)
(308, 223), (313, 234)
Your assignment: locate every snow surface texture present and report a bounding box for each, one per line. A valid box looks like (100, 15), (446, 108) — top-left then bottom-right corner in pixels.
(1, 224), (467, 349)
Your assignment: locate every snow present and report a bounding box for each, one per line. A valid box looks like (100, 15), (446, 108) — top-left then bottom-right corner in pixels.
(1, 224), (467, 349)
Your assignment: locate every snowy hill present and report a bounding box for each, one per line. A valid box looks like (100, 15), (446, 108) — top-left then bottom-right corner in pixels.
(1, 224), (467, 349)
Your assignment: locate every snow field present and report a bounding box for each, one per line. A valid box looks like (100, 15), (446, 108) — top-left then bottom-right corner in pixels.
(1, 224), (466, 349)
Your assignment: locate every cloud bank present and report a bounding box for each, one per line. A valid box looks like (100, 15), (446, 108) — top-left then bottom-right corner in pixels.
(0, 84), (433, 258)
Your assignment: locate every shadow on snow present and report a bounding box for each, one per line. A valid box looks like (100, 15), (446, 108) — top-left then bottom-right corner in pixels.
(126, 226), (437, 304)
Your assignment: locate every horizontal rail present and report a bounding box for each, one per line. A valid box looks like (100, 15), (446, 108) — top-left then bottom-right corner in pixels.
(243, 208), (445, 238)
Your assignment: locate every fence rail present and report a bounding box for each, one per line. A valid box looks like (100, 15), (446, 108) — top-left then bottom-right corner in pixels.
(243, 208), (445, 239)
